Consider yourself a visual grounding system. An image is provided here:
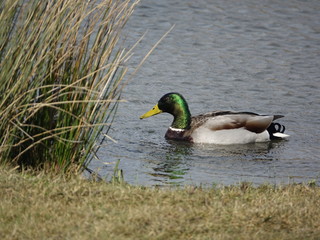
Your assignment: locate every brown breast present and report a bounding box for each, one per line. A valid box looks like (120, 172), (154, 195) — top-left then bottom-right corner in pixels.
(165, 128), (193, 142)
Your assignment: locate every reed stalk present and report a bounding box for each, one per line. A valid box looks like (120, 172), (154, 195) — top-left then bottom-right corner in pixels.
(0, 0), (138, 174)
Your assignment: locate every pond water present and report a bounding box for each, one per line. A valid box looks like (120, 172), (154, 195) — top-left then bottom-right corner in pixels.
(91, 0), (320, 186)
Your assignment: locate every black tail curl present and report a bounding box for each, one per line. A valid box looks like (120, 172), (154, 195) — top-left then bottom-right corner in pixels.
(267, 122), (286, 139)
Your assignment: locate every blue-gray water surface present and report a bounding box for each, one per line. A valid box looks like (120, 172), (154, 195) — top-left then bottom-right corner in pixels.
(91, 0), (320, 186)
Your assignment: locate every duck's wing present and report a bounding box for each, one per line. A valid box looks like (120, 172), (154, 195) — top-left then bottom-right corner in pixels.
(191, 111), (283, 134)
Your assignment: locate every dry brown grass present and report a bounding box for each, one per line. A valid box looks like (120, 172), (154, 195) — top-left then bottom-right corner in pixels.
(1, 168), (319, 240)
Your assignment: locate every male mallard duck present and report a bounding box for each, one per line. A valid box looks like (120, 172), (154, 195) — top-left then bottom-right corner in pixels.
(140, 92), (289, 144)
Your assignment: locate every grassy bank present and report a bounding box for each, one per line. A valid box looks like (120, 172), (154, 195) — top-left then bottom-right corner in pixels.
(1, 168), (319, 240)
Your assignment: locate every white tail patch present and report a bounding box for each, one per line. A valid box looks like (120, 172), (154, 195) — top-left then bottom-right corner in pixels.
(273, 132), (290, 138)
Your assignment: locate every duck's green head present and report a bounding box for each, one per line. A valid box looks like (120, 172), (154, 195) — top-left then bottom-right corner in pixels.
(140, 92), (191, 129)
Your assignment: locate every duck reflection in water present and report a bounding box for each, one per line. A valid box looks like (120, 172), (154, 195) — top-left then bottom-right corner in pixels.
(149, 141), (193, 184)
(148, 140), (284, 185)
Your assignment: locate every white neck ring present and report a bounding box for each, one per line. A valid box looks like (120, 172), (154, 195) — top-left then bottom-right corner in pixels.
(169, 127), (185, 132)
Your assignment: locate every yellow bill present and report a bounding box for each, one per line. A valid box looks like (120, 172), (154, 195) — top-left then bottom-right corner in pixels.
(140, 104), (163, 119)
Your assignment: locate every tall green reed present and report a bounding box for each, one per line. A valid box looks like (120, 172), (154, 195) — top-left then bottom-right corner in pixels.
(0, 0), (138, 174)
